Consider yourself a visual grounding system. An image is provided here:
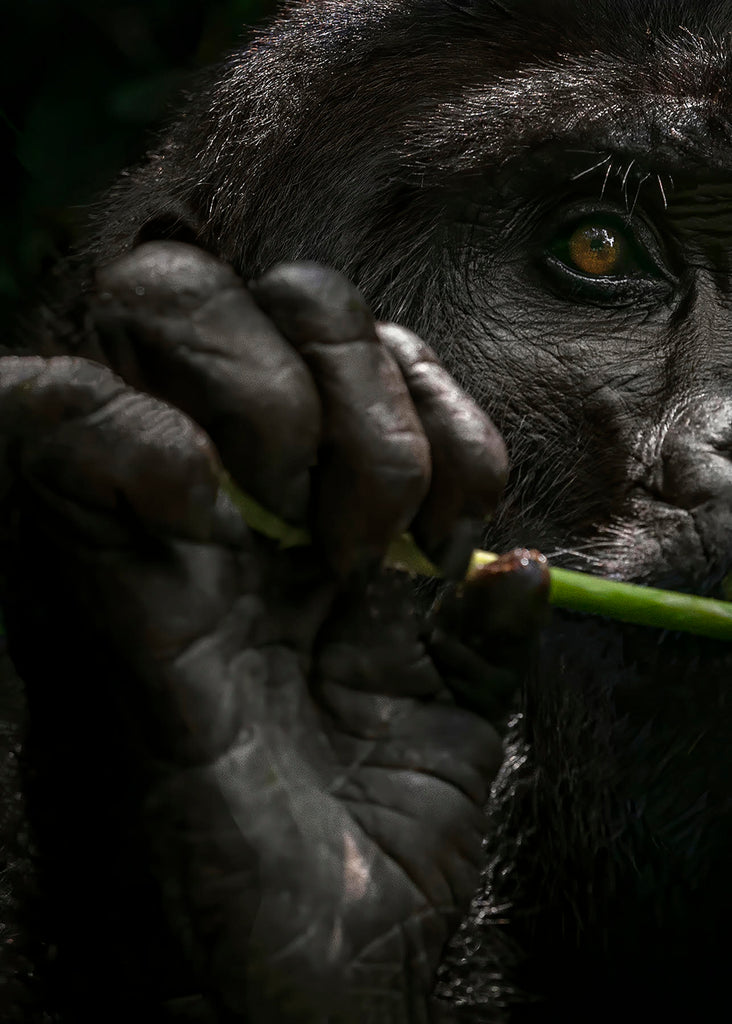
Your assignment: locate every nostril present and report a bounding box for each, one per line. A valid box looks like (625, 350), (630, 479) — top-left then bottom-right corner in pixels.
(711, 437), (732, 455)
(658, 433), (732, 510)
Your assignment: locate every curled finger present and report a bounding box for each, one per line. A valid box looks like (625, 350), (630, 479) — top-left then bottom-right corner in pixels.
(86, 241), (322, 524)
(251, 264), (432, 574)
(377, 323), (508, 579)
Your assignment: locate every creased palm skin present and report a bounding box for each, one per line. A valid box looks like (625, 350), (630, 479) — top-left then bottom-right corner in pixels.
(0, 256), (545, 1023)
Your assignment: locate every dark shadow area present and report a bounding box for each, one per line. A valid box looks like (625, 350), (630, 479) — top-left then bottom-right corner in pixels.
(1, 0), (277, 330)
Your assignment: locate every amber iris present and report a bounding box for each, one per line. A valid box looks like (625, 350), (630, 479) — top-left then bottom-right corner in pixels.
(567, 223), (622, 275)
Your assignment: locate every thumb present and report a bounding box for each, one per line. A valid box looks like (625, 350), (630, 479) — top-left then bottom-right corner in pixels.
(427, 548), (551, 721)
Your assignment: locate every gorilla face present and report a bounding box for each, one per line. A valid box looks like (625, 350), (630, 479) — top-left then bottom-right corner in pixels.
(441, 165), (732, 591)
(90, 0), (732, 597)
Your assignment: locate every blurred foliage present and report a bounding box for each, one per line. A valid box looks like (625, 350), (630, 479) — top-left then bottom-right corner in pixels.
(1, 0), (278, 326)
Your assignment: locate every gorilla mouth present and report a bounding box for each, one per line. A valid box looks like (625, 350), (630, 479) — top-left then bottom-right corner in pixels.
(488, 480), (732, 597)
(544, 494), (732, 596)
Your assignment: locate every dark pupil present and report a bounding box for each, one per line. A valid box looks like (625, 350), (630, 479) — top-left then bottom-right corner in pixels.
(590, 227), (615, 250)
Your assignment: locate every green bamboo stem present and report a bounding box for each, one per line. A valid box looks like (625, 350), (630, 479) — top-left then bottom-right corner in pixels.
(1, 478), (727, 642)
(470, 549), (732, 641)
(223, 476), (732, 642)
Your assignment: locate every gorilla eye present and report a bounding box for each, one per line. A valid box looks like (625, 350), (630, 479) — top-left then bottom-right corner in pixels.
(550, 217), (639, 279)
(541, 210), (670, 302)
(567, 222), (623, 276)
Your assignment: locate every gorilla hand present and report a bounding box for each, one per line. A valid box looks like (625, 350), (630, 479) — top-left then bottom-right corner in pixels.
(0, 248), (545, 1022)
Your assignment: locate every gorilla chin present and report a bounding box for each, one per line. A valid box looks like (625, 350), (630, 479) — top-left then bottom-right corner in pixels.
(11, 1), (732, 1021)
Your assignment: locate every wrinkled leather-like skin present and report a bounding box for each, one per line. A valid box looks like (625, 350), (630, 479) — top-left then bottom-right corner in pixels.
(2, 1), (732, 1021)
(0, 258), (534, 1022)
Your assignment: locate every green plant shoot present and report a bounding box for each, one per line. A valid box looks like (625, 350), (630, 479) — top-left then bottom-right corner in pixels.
(222, 475), (732, 642)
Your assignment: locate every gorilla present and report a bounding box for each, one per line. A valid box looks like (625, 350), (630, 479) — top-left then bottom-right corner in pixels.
(1, 1), (731, 1021)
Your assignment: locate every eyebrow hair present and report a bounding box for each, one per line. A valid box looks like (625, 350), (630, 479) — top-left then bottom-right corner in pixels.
(402, 44), (732, 179)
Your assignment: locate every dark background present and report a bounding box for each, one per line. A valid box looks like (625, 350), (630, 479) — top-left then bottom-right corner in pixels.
(1, 0), (277, 327)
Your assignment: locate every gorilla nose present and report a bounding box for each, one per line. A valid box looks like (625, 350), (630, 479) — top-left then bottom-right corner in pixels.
(656, 404), (732, 510)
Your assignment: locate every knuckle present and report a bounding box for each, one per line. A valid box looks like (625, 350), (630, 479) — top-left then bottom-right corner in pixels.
(252, 261), (375, 346)
(95, 240), (238, 313)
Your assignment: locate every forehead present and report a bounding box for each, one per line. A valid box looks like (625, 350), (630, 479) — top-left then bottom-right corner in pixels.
(406, 14), (732, 179)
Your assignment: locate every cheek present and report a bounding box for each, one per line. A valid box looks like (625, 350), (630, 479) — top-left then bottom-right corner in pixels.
(435, 257), (678, 488)
(465, 297), (665, 440)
